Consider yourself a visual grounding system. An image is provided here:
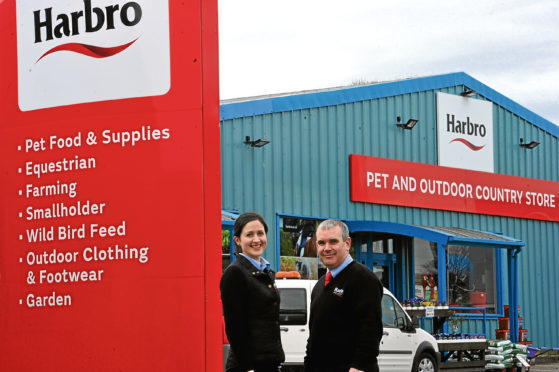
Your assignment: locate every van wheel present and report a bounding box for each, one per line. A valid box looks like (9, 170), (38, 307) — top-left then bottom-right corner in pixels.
(413, 352), (437, 372)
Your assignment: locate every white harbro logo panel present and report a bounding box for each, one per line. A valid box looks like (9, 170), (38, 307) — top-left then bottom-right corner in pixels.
(437, 92), (494, 173)
(16, 0), (170, 111)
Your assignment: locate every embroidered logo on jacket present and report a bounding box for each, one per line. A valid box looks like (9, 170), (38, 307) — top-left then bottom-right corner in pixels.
(333, 287), (344, 297)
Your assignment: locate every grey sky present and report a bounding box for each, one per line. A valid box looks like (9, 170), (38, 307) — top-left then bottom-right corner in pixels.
(219, 0), (559, 126)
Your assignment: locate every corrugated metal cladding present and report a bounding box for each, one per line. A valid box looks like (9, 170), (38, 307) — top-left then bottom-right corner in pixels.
(220, 72), (559, 347)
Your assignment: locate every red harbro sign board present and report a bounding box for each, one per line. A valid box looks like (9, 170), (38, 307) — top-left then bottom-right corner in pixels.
(350, 155), (559, 222)
(0, 1), (222, 371)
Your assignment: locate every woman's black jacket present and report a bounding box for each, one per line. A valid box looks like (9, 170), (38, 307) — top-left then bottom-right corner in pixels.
(220, 255), (285, 371)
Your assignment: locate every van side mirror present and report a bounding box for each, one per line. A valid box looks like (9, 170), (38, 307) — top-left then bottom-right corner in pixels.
(411, 315), (420, 329)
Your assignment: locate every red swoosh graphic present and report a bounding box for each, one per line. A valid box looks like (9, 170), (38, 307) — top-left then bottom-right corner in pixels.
(450, 138), (485, 151)
(36, 38), (138, 63)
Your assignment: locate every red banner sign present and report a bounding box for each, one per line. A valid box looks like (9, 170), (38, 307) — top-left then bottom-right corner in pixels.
(1, 1), (221, 371)
(350, 155), (559, 222)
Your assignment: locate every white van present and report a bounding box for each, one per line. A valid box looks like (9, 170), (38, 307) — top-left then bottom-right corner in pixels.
(276, 279), (440, 372)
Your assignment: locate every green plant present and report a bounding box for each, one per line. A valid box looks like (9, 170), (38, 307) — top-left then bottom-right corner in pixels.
(222, 230), (230, 253)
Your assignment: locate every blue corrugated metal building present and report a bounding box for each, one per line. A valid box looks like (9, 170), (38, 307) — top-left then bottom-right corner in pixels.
(219, 72), (559, 348)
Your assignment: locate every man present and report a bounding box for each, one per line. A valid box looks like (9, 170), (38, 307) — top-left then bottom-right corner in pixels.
(304, 220), (383, 372)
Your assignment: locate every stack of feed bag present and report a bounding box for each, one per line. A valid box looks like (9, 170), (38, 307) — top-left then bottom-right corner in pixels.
(486, 340), (529, 370)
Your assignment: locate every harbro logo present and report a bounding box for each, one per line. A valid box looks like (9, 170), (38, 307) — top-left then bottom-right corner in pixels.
(17, 0), (170, 111)
(33, 1), (141, 62)
(333, 287), (344, 297)
(446, 114), (487, 151)
(436, 92), (494, 173)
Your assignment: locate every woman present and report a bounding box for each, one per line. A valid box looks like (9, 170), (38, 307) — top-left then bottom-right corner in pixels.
(221, 212), (285, 372)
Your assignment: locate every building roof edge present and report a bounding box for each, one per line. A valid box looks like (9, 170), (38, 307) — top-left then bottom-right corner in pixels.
(220, 72), (558, 138)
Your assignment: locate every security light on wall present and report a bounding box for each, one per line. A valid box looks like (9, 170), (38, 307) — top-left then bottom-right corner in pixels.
(519, 138), (540, 149)
(461, 87), (476, 97)
(244, 136), (270, 148)
(396, 116), (418, 130)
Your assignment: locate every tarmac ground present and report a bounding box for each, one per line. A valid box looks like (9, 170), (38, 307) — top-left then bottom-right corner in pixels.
(484, 356), (559, 372)
(530, 361), (559, 372)
(529, 355), (559, 371)
(530, 364), (559, 372)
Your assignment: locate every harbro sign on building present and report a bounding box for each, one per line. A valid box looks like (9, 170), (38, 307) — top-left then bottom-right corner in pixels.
(1, 1), (221, 371)
(17, 0), (170, 111)
(351, 94), (558, 222)
(351, 92), (559, 222)
(437, 92), (494, 172)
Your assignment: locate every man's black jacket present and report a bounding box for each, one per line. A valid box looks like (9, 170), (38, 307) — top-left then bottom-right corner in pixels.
(305, 261), (383, 372)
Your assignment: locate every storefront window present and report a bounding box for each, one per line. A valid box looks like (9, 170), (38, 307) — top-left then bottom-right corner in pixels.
(414, 238), (438, 301)
(279, 217), (324, 279)
(446, 245), (497, 313)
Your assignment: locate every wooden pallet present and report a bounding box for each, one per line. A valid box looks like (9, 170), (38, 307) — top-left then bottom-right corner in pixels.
(438, 340), (488, 371)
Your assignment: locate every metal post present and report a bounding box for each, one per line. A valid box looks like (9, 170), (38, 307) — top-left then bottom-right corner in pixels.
(508, 248), (519, 343)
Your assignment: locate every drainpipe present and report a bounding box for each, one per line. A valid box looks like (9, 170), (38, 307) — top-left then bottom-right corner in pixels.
(508, 246), (523, 343)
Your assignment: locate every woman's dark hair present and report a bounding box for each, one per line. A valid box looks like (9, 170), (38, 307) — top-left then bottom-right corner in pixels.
(233, 212), (268, 254)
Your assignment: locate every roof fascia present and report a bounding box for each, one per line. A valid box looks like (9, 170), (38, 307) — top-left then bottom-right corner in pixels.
(345, 220), (524, 249)
(346, 220), (451, 246)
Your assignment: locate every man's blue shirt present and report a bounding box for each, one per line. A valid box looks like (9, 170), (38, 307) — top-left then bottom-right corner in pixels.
(328, 254), (353, 278)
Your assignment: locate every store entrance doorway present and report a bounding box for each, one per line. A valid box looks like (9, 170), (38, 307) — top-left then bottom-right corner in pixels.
(353, 233), (398, 294)
(372, 255), (396, 291)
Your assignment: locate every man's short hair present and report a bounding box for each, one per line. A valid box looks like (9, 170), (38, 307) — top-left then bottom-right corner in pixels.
(317, 219), (349, 241)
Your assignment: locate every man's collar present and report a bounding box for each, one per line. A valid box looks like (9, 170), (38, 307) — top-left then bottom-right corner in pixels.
(328, 254), (353, 278)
